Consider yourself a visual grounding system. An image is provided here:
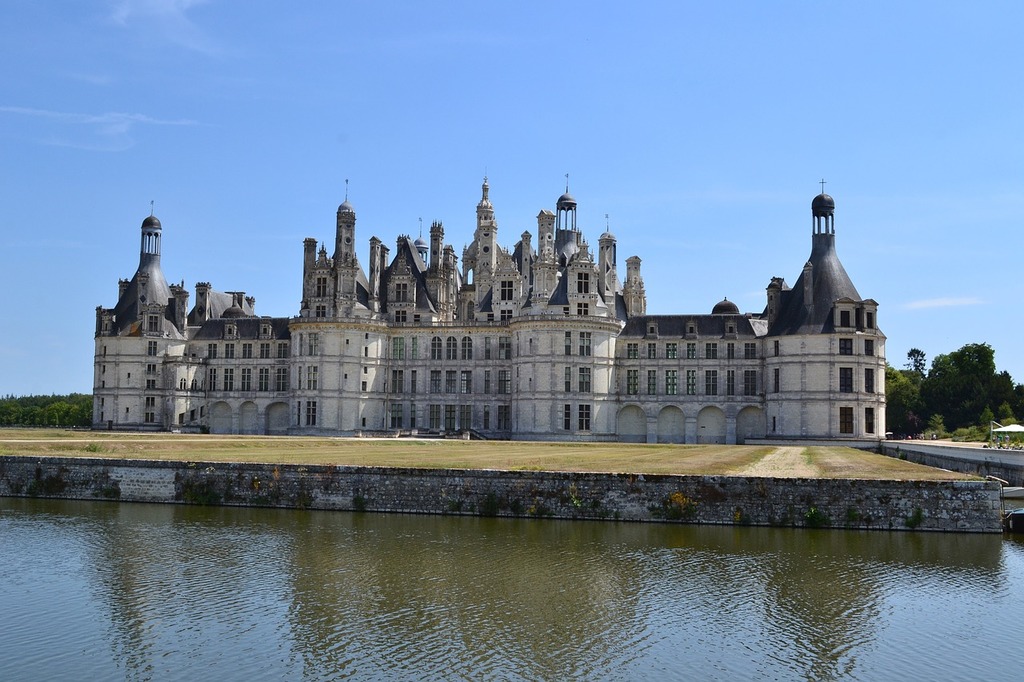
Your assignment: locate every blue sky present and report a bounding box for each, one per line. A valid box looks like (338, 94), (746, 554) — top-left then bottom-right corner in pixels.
(1, 1), (1022, 396)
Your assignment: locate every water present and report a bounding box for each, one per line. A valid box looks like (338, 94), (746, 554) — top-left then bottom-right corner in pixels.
(2, 498), (1023, 681)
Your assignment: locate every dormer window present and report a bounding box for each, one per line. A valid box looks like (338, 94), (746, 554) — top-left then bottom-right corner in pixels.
(839, 310), (851, 328)
(226, 324), (236, 337)
(577, 272), (590, 294)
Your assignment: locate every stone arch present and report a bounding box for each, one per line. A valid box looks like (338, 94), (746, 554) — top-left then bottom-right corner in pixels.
(735, 406), (765, 444)
(616, 405), (646, 443)
(265, 402), (289, 435)
(209, 401), (233, 434)
(697, 406), (726, 444)
(656, 405), (686, 444)
(239, 401), (259, 435)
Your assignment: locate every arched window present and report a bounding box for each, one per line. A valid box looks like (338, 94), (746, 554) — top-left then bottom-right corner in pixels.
(446, 336), (458, 360)
(431, 336), (443, 360)
(461, 336), (473, 360)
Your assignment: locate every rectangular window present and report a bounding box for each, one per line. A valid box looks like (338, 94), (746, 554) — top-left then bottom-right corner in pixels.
(665, 370), (678, 395)
(444, 405), (456, 431)
(866, 312), (875, 329)
(497, 405), (511, 430)
(498, 337), (512, 360)
(315, 276), (328, 298)
(410, 370), (418, 394)
(392, 337), (405, 360)
(578, 404), (591, 431)
(395, 282), (409, 303)
(840, 310), (851, 327)
(241, 367), (252, 391)
(225, 344), (235, 359)
(316, 303), (327, 316)
(705, 342), (718, 360)
(208, 343), (218, 359)
(459, 404), (472, 429)
(666, 343), (678, 359)
(774, 340), (780, 357)
(647, 370), (657, 395)
(305, 366), (318, 390)
(839, 338), (853, 355)
(565, 366), (572, 392)
(576, 302), (589, 316)
(460, 370), (472, 394)
(687, 370), (697, 395)
(147, 315), (159, 333)
(500, 280), (514, 301)
(579, 367), (592, 393)
(865, 339), (875, 356)
(647, 343), (656, 359)
(744, 342), (757, 359)
(411, 337), (419, 359)
(499, 309), (512, 321)
(563, 404), (572, 430)
(865, 368), (875, 394)
(146, 379), (157, 390)
(705, 370), (718, 395)
(277, 342), (289, 358)
(839, 367), (854, 393)
(147, 341), (158, 356)
(429, 404), (441, 430)
(497, 370), (511, 394)
(726, 369), (735, 396)
(727, 343), (735, 360)
(305, 400), (317, 426)
(259, 342), (271, 359)
(576, 272), (590, 294)
(307, 333), (319, 355)
(391, 369), (404, 393)
(242, 343), (253, 359)
(445, 370), (457, 393)
(258, 368), (270, 392)
(626, 369), (639, 395)
(840, 406), (854, 434)
(565, 331), (572, 355)
(275, 367), (288, 391)
(686, 342), (697, 359)
(483, 370), (491, 394)
(865, 407), (875, 434)
(773, 368), (780, 393)
(390, 403), (404, 428)
(743, 370), (758, 396)
(430, 370), (442, 393)
(627, 343), (639, 359)
(579, 332), (592, 357)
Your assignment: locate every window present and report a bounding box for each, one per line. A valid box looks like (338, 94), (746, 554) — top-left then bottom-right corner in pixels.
(242, 343), (253, 359)
(260, 342), (271, 359)
(773, 340), (780, 357)
(315, 305), (327, 318)
(497, 370), (511, 394)
(208, 343), (218, 359)
(626, 369), (639, 395)
(839, 367), (854, 393)
(390, 403), (404, 428)
(431, 336), (443, 360)
(865, 407), (875, 434)
(563, 404), (572, 430)
(483, 370), (491, 394)
(275, 367), (288, 391)
(577, 404), (591, 431)
(865, 368), (875, 394)
(147, 315), (159, 333)
(705, 370), (718, 395)
(773, 368), (780, 393)
(241, 367), (252, 391)
(500, 280), (514, 301)
(305, 366), (318, 390)
(565, 367), (572, 392)
(576, 303), (589, 316)
(258, 368), (270, 391)
(744, 342), (757, 359)
(146, 363), (157, 375)
(839, 338), (853, 355)
(647, 343), (657, 359)
(866, 312), (875, 329)
(224, 368), (234, 391)
(429, 405), (441, 430)
(744, 370), (757, 396)
(208, 368), (217, 391)
(565, 332), (573, 355)
(727, 343), (735, 360)
(576, 272), (590, 294)
(225, 344), (235, 359)
(307, 333), (319, 355)
(459, 404), (472, 430)
(484, 337), (491, 359)
(461, 337), (473, 360)
(864, 339), (875, 356)
(147, 341), (158, 356)
(277, 342), (289, 358)
(687, 370), (697, 395)
(315, 276), (328, 297)
(483, 406), (490, 430)
(445, 405), (457, 431)
(460, 370), (472, 394)
(430, 370), (442, 393)
(579, 367), (592, 393)
(686, 342), (697, 359)
(497, 405), (511, 430)
(726, 369), (735, 396)
(498, 337), (512, 360)
(647, 370), (657, 395)
(410, 370), (417, 393)
(665, 370), (678, 395)
(839, 406), (854, 434)
(627, 343), (639, 359)
(666, 343), (678, 359)
(146, 379), (157, 390)
(705, 342), (718, 359)
(446, 337), (458, 360)
(840, 310), (851, 327)
(392, 337), (405, 360)
(391, 369), (404, 393)
(395, 282), (409, 302)
(305, 400), (317, 426)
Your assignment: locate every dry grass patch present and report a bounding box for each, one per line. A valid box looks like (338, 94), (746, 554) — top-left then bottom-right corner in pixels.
(0, 429), (973, 480)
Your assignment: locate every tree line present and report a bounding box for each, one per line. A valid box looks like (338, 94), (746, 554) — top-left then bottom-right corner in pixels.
(886, 342), (1024, 439)
(0, 394), (92, 428)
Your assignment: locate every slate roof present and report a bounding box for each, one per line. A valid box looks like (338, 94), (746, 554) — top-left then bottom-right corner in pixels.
(769, 233), (861, 335)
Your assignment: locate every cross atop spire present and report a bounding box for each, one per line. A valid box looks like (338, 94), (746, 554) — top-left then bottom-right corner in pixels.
(150, 200), (154, 216)
(565, 172), (570, 193)
(344, 178), (349, 201)
(819, 178), (827, 194)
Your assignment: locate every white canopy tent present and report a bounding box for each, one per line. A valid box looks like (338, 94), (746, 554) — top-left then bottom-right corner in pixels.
(991, 422), (1024, 447)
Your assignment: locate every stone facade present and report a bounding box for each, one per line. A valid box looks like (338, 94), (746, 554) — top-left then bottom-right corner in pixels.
(93, 181), (886, 442)
(0, 456), (1002, 533)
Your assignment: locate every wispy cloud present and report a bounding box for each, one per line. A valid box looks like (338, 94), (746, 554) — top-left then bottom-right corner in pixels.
(903, 297), (985, 310)
(0, 106), (199, 151)
(108, 0), (218, 54)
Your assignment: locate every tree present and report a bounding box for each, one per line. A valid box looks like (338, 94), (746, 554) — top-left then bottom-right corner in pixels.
(906, 348), (927, 377)
(920, 342), (1005, 431)
(885, 365), (923, 436)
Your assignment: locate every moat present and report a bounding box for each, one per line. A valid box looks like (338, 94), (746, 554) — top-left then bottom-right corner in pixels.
(2, 497), (1023, 681)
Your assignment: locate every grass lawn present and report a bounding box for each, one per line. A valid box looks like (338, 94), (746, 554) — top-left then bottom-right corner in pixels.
(0, 428), (972, 481)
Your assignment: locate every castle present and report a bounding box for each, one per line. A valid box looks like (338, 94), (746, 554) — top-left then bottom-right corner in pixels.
(93, 180), (885, 442)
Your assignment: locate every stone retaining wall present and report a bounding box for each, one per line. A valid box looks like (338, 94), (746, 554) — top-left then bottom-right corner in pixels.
(881, 443), (1024, 487)
(0, 455), (1003, 533)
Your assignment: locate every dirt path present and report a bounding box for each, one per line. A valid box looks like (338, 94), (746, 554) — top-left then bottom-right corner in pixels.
(735, 446), (819, 478)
